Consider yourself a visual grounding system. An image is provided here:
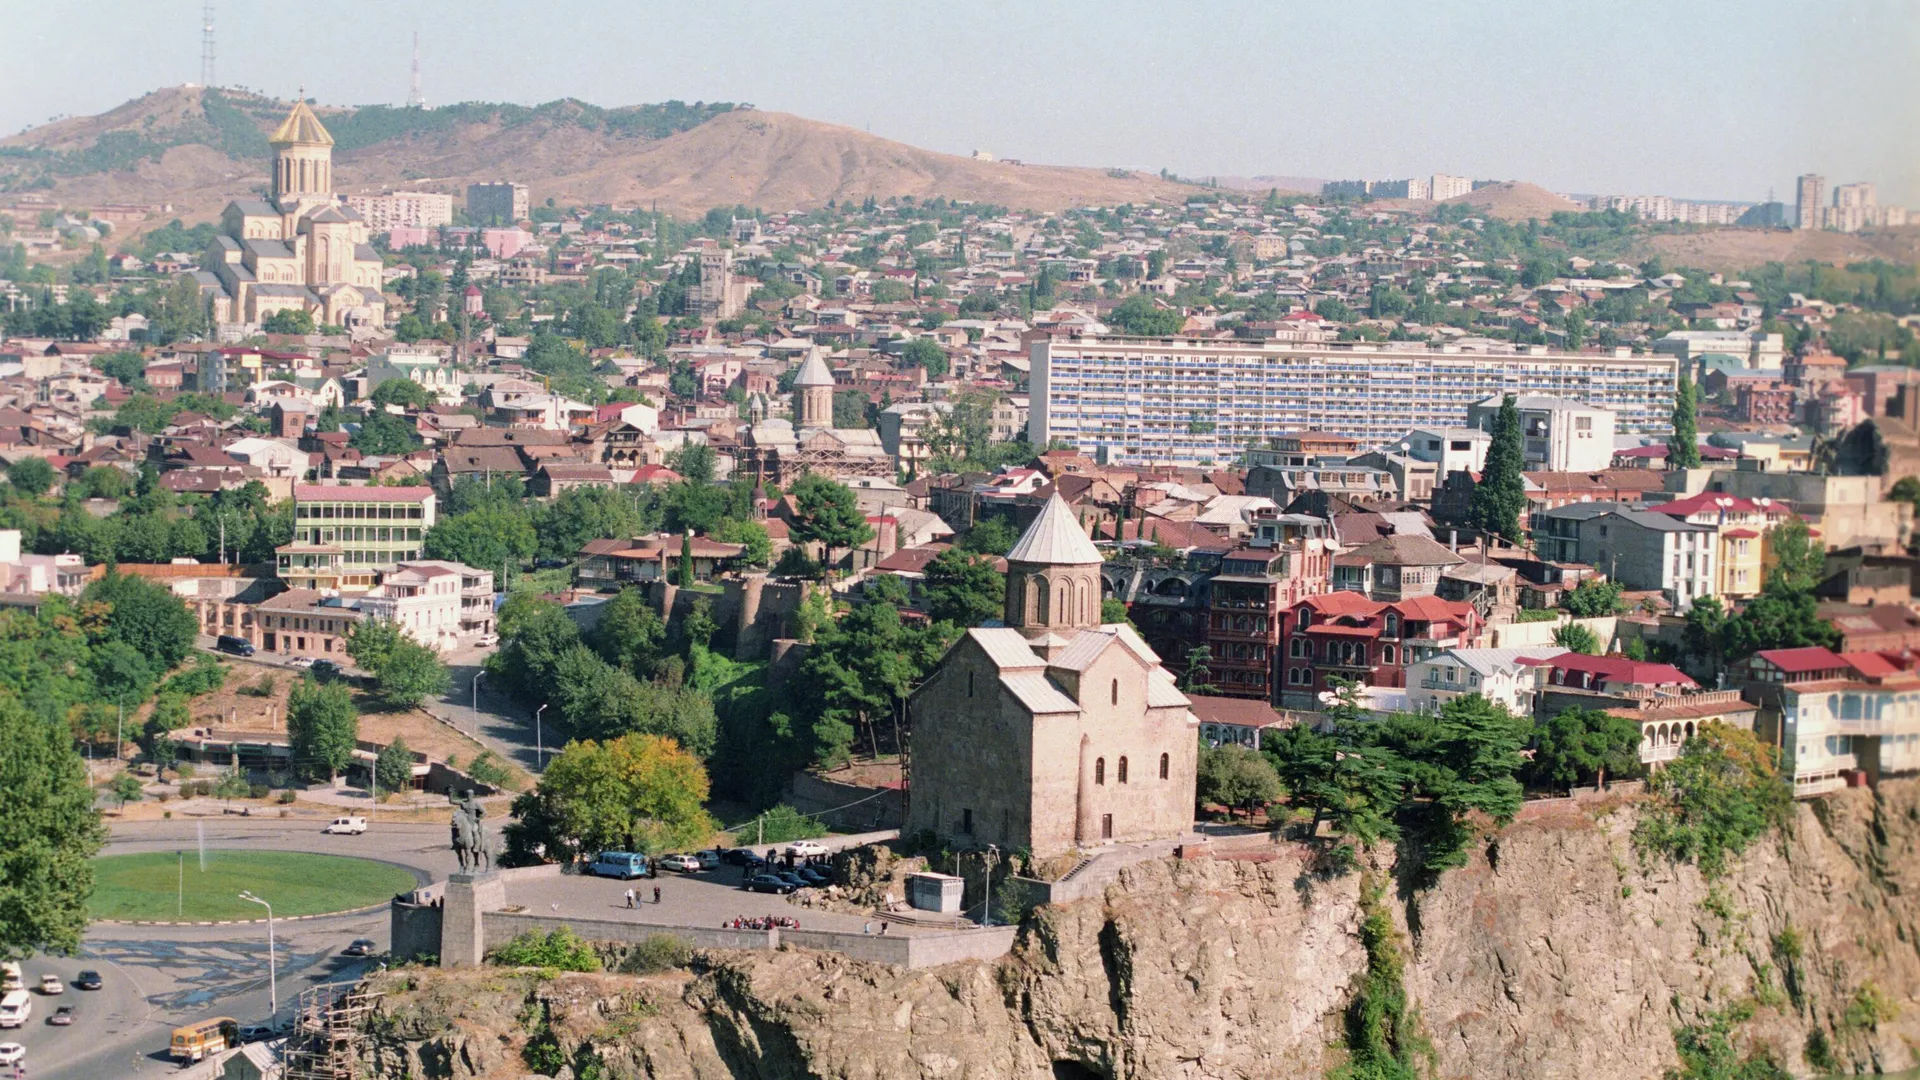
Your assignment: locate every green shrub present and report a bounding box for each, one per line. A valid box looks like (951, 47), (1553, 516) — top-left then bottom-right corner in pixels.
(487, 926), (601, 972)
(465, 750), (513, 788)
(617, 934), (692, 974)
(175, 762), (196, 780)
(1514, 607), (1562, 623)
(161, 654), (228, 698)
(1803, 1029), (1836, 1072)
(1841, 982), (1896, 1032)
(277, 789), (297, 804)
(742, 804), (828, 845)
(239, 675), (277, 698)
(1633, 723), (1793, 878)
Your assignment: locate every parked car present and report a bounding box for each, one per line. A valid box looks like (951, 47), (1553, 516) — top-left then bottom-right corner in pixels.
(773, 871), (809, 890)
(718, 848), (760, 867)
(795, 867), (832, 887)
(786, 840), (829, 858)
(588, 851), (650, 880)
(71, 971), (101, 991)
(216, 635), (254, 657)
(36, 975), (61, 995)
(287, 656), (315, 669)
(0, 1043), (22, 1066)
(743, 874), (796, 894)
(343, 939), (377, 956)
(310, 660), (342, 678)
(239, 1022), (277, 1041)
(695, 850), (722, 870)
(474, 633), (499, 648)
(323, 816), (367, 835)
(656, 854), (702, 873)
(47, 1005), (74, 1026)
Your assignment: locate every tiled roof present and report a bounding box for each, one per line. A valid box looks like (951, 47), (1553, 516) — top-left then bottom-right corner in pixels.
(1000, 671), (1082, 714)
(294, 484), (433, 502)
(968, 627), (1047, 670)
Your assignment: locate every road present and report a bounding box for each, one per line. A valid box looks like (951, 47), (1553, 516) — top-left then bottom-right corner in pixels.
(13, 820), (487, 1080)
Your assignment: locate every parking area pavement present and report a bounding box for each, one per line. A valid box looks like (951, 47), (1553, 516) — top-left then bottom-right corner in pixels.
(503, 865), (915, 935)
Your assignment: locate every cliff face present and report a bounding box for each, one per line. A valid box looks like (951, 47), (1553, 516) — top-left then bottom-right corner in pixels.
(357, 780), (1920, 1080)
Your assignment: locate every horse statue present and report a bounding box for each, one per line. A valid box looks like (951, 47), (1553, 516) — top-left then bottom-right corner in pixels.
(449, 789), (494, 873)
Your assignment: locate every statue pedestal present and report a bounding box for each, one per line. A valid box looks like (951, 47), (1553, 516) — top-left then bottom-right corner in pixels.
(442, 871), (506, 968)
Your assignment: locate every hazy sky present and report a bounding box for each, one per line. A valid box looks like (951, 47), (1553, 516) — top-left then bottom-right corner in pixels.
(5, 0), (1916, 205)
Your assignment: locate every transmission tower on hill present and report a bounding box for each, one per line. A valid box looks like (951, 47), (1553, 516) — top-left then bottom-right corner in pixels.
(407, 32), (425, 108)
(200, 2), (216, 87)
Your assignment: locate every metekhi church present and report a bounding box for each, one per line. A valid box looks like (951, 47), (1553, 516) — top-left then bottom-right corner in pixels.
(905, 494), (1199, 858)
(194, 97), (387, 331)
(739, 346), (889, 484)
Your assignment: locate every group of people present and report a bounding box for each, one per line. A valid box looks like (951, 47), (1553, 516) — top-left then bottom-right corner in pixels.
(722, 914), (800, 930)
(623, 886), (662, 908)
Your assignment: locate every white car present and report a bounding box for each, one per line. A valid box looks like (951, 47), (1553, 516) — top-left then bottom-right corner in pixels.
(786, 840), (829, 858)
(474, 633), (499, 648)
(324, 816), (368, 835)
(656, 854), (702, 873)
(0, 1043), (22, 1066)
(287, 656), (316, 669)
(36, 975), (61, 995)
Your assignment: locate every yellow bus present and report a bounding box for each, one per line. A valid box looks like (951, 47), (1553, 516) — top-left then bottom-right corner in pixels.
(170, 1017), (238, 1062)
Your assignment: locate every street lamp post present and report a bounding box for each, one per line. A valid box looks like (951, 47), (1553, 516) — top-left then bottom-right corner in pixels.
(237, 891), (276, 1016)
(534, 703), (547, 769)
(471, 671), (483, 735)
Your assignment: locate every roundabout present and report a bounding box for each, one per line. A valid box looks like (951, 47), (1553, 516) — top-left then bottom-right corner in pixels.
(89, 850), (422, 923)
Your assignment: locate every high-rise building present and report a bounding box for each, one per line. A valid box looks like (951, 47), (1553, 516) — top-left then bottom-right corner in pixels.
(466, 182), (530, 225)
(1430, 173), (1474, 201)
(1028, 337), (1678, 467)
(344, 190), (453, 231)
(1795, 174), (1826, 230)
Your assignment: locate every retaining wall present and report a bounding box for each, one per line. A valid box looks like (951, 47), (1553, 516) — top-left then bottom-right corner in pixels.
(472, 909), (1016, 970)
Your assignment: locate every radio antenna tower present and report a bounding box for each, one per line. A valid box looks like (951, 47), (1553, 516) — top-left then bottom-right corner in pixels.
(407, 32), (425, 108)
(200, 3), (216, 87)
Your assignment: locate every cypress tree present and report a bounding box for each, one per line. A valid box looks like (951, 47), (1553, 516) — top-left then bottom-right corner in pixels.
(1668, 367), (1702, 469)
(675, 532), (695, 588)
(1470, 393), (1528, 545)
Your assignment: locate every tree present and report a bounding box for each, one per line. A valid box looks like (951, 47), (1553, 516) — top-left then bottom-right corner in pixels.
(286, 676), (358, 780)
(666, 442), (716, 486)
(424, 505), (538, 576)
(1553, 623), (1602, 655)
(898, 337), (949, 377)
(84, 572), (199, 670)
(1469, 394), (1528, 544)
(674, 531), (695, 588)
(502, 734), (715, 864)
(1723, 518), (1838, 660)
(788, 474), (873, 565)
(1668, 368), (1702, 469)
(0, 696), (106, 958)
(921, 549), (1004, 627)
(1180, 644), (1218, 694)
(369, 378), (434, 410)
(373, 638), (452, 710)
(7, 456), (55, 497)
(1196, 743), (1282, 818)
(957, 517), (1018, 556)
(349, 410), (420, 455)
(261, 308), (316, 335)
(110, 772), (144, 807)
(1633, 722), (1793, 878)
(142, 692), (191, 774)
(1763, 516), (1824, 595)
(78, 465), (131, 501)
(344, 618), (406, 674)
(589, 587), (666, 677)
(1107, 294), (1183, 336)
(1529, 707), (1643, 792)
(1681, 595), (1728, 679)
(375, 736), (414, 799)
(1561, 579), (1626, 617)
(711, 517), (771, 568)
(1101, 597), (1131, 625)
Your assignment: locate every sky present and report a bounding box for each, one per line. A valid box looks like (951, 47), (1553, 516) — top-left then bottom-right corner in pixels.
(3, 0), (1916, 206)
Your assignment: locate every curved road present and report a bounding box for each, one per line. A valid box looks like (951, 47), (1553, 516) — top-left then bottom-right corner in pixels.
(15, 819), (492, 1080)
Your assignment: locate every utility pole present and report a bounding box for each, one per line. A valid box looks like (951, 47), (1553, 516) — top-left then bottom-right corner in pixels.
(200, 2), (215, 88)
(406, 32), (425, 109)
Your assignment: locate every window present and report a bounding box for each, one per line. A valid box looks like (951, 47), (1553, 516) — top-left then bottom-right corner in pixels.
(1095, 757), (1106, 785)
(967, 670), (975, 698)
(961, 808), (973, 834)
(1159, 753), (1169, 780)
(1118, 757), (1129, 784)
(1111, 679), (1119, 706)
(1383, 644), (1396, 664)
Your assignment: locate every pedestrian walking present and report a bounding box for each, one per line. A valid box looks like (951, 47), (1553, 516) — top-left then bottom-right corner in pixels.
(652, 885), (662, 905)
(624, 888), (634, 909)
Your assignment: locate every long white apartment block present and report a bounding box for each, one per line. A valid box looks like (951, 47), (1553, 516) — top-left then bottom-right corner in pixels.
(1029, 336), (1678, 467)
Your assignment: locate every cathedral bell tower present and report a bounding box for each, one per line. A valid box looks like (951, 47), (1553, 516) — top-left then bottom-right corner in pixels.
(270, 94), (336, 210)
(1002, 494), (1105, 638)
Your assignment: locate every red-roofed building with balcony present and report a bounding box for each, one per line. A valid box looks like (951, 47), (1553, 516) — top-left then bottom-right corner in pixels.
(1280, 590), (1482, 709)
(1738, 646), (1920, 797)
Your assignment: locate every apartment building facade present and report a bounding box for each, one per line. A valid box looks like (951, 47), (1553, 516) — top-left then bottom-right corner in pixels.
(1029, 336), (1676, 467)
(1742, 647), (1920, 798)
(284, 485), (437, 589)
(466, 182), (530, 225)
(1205, 532), (1335, 703)
(344, 191), (455, 231)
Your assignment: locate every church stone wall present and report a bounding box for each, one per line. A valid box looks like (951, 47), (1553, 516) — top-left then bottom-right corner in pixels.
(906, 641), (1037, 850)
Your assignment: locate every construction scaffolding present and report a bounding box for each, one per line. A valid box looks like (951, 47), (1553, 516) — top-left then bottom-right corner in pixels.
(283, 982), (382, 1080)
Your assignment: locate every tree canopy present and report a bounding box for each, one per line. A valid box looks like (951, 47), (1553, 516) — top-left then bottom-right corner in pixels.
(0, 695), (106, 958)
(286, 675), (358, 780)
(503, 733), (715, 863)
(1469, 394), (1527, 544)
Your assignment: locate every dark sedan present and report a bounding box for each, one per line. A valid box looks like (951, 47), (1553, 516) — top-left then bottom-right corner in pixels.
(742, 873), (796, 894)
(71, 971), (102, 991)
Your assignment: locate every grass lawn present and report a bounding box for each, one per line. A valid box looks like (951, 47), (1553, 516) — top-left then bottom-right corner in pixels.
(90, 850), (418, 922)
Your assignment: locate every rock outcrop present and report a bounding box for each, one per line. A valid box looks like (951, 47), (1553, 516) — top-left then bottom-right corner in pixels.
(355, 780), (1920, 1079)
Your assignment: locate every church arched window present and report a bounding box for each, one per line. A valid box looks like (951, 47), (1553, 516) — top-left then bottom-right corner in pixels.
(1110, 679), (1118, 706)
(1095, 757), (1106, 785)
(1117, 757), (1128, 784)
(1159, 753), (1170, 780)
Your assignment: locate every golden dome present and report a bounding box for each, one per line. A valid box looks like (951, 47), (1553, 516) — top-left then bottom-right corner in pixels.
(269, 100), (334, 147)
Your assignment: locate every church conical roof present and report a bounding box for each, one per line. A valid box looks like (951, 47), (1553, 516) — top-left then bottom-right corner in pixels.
(791, 348), (835, 388)
(1006, 494), (1103, 566)
(270, 100), (335, 146)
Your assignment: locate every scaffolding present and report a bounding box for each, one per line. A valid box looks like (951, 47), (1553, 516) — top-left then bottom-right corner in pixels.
(283, 982), (382, 1080)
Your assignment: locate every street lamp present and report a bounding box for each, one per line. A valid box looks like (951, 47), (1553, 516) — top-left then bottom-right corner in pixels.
(470, 671), (484, 735)
(534, 703), (547, 769)
(237, 891), (276, 1016)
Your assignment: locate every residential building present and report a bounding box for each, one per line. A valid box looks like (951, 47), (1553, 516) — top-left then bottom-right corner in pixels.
(574, 534), (748, 588)
(1406, 646), (1566, 715)
(358, 560), (492, 651)
(343, 190), (454, 231)
(254, 588), (361, 657)
(1401, 426), (1490, 478)
(0, 529), (87, 597)
(1535, 502), (1715, 610)
(1532, 653), (1758, 768)
(1741, 647), (1920, 798)
(1192, 694), (1298, 750)
(466, 182), (530, 225)
(1466, 395), (1615, 473)
(366, 349), (462, 401)
(1205, 531), (1335, 702)
(1332, 531), (1464, 601)
(1795, 174), (1826, 230)
(904, 495), (1199, 857)
(1282, 591), (1482, 709)
(283, 484), (436, 590)
(1430, 173), (1474, 201)
(1644, 492), (1790, 600)
(1029, 336), (1675, 468)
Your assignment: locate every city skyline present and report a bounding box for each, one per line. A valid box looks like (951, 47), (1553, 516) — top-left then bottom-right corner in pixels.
(0, 1), (1914, 208)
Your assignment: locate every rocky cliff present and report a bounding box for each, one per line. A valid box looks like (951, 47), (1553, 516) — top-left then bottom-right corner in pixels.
(355, 779), (1920, 1079)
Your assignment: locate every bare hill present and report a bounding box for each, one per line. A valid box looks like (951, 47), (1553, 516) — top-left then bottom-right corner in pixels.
(1634, 226), (1920, 272)
(1371, 180), (1584, 222)
(1, 87), (1200, 229)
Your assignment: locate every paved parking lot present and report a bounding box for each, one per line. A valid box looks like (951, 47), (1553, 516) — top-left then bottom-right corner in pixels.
(503, 864), (916, 935)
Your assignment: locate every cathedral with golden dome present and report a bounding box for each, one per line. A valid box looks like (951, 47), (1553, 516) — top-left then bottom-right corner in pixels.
(195, 97), (387, 332)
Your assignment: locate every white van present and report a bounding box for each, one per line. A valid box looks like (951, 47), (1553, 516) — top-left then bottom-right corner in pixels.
(324, 816), (368, 835)
(0, 989), (31, 1028)
(0, 962), (20, 993)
